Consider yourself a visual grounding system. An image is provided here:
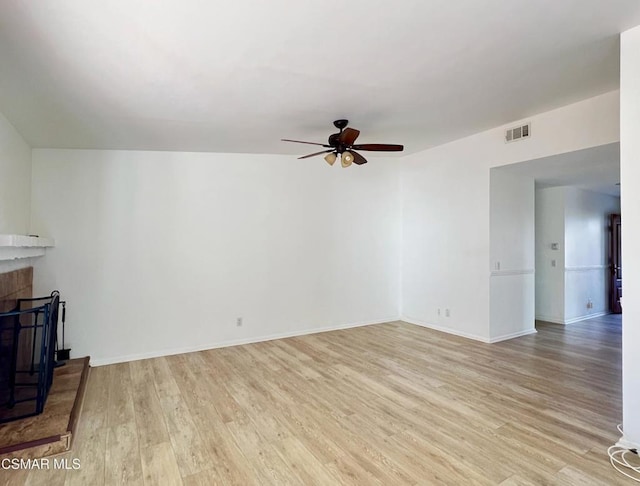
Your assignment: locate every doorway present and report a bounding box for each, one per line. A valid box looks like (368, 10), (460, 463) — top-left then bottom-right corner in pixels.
(610, 213), (622, 314)
(489, 142), (621, 336)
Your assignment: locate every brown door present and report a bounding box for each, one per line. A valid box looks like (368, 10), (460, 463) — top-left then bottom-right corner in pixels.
(609, 214), (622, 314)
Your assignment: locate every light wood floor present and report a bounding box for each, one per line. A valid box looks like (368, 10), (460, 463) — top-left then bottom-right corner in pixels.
(2, 315), (629, 485)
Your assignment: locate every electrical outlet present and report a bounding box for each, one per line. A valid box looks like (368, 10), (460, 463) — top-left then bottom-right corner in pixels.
(495, 261), (501, 271)
(587, 299), (593, 309)
(236, 317), (243, 327)
(437, 308), (441, 316)
(551, 259), (556, 267)
(445, 309), (450, 317)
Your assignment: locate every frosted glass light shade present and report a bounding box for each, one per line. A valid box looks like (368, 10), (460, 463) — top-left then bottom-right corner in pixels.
(341, 151), (354, 167)
(324, 152), (337, 165)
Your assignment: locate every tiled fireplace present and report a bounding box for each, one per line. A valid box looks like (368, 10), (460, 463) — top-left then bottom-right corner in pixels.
(0, 267), (33, 312)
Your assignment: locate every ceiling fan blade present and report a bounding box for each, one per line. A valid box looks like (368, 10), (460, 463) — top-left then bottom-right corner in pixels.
(338, 128), (360, 146)
(282, 139), (331, 147)
(351, 143), (404, 152)
(352, 151), (368, 165)
(298, 149), (334, 159)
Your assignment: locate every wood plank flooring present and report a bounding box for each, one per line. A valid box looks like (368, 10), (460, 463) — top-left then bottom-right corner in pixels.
(1, 315), (629, 485)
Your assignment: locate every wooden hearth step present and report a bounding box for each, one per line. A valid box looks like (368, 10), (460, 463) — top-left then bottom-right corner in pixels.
(0, 356), (90, 460)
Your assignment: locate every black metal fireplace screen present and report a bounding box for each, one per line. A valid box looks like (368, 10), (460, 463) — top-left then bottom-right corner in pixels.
(0, 291), (61, 424)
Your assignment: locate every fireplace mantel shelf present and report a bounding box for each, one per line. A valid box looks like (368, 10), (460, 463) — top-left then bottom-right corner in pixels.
(0, 234), (55, 261)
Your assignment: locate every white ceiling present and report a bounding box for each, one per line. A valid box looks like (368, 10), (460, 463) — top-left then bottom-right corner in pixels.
(496, 143), (621, 196)
(0, 1), (639, 154)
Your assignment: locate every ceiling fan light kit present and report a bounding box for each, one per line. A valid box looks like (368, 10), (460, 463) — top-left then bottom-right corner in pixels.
(282, 120), (404, 168)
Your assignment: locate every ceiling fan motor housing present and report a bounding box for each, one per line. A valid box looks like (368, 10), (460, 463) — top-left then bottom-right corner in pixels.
(329, 120), (349, 149)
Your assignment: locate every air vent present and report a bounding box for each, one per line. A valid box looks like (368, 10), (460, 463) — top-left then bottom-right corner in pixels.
(505, 123), (531, 143)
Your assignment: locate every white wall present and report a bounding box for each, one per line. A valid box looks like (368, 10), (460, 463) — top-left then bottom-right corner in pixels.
(564, 187), (620, 322)
(30, 150), (401, 365)
(401, 90), (619, 341)
(0, 110), (33, 274)
(621, 25), (640, 447)
(0, 111), (31, 234)
(535, 187), (566, 322)
(489, 169), (535, 341)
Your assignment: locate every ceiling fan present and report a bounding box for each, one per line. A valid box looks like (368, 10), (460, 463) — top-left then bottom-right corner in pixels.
(282, 119), (404, 167)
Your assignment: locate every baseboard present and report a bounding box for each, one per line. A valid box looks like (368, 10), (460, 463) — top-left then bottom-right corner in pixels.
(535, 315), (565, 325)
(89, 316), (401, 366)
(536, 311), (610, 325)
(488, 328), (537, 343)
(564, 311), (609, 324)
(401, 316), (491, 343)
